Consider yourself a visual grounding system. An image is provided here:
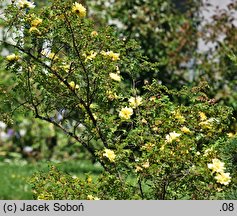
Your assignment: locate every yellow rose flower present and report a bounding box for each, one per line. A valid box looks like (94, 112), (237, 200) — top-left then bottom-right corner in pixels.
(141, 118), (148, 124)
(128, 96), (142, 108)
(173, 110), (185, 123)
(72, 2), (86, 18)
(31, 18), (42, 27)
(108, 51), (120, 61)
(47, 52), (58, 60)
(87, 195), (100, 200)
(6, 54), (19, 62)
(227, 132), (235, 138)
(60, 63), (71, 72)
(106, 90), (118, 100)
(199, 121), (211, 129)
(101, 50), (120, 61)
(204, 148), (212, 157)
(100, 50), (107, 56)
(160, 144), (166, 151)
(141, 143), (155, 151)
(83, 51), (97, 62)
(135, 166), (143, 172)
(199, 111), (207, 121)
(87, 176), (92, 184)
(103, 149), (116, 162)
(16, 0), (35, 9)
(119, 107), (133, 120)
(199, 118), (215, 129)
(207, 158), (225, 173)
(109, 73), (121, 82)
(91, 31), (98, 37)
(214, 172), (231, 185)
(69, 81), (79, 90)
(181, 126), (191, 134)
(165, 131), (181, 143)
(87, 195), (93, 200)
(37, 192), (53, 200)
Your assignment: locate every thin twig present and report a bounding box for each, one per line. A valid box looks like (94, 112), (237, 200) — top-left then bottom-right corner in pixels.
(62, 14), (109, 148)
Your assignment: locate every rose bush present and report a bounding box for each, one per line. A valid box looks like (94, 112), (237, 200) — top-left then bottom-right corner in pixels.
(1, 0), (237, 199)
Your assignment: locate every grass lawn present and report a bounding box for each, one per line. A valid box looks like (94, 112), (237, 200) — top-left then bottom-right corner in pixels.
(0, 160), (103, 199)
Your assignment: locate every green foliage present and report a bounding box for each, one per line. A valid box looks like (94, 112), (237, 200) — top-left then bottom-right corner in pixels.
(0, 160), (102, 199)
(30, 80), (237, 199)
(88, 0), (237, 125)
(2, 0), (237, 200)
(30, 165), (99, 200)
(89, 0), (200, 87)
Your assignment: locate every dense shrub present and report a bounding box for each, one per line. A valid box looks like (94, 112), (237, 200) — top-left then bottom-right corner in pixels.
(1, 0), (237, 199)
